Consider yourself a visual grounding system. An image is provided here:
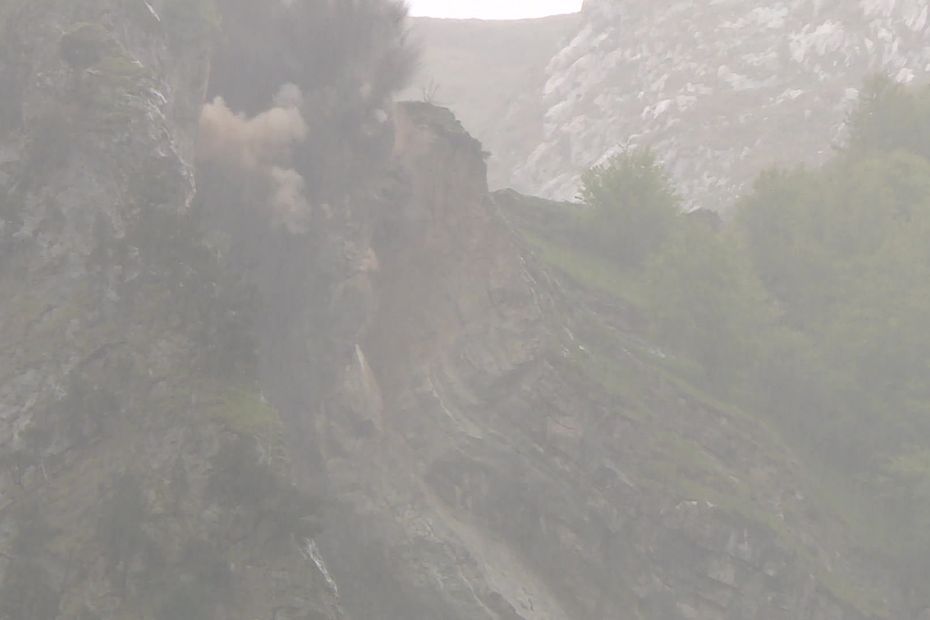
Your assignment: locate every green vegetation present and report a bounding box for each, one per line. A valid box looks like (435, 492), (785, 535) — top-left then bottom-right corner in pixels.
(120, 201), (259, 381)
(847, 74), (930, 159)
(578, 148), (678, 266)
(519, 76), (930, 612)
(210, 387), (281, 437)
(522, 230), (647, 309)
(644, 220), (774, 394)
(59, 22), (114, 69)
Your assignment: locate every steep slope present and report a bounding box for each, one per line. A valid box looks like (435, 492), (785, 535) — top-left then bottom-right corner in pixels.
(288, 103), (902, 619)
(515, 0), (930, 206)
(0, 2), (914, 619)
(0, 1), (341, 618)
(400, 15), (579, 189)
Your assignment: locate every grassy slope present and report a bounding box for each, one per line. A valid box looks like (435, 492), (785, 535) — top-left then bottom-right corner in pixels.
(496, 190), (896, 616)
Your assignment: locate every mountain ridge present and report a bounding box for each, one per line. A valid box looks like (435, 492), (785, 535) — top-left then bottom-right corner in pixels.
(0, 1), (920, 618)
(409, 0), (930, 207)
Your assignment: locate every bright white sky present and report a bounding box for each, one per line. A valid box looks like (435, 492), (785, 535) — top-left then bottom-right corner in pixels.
(408, 0), (583, 20)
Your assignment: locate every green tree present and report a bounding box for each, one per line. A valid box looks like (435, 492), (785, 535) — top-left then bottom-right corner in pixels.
(579, 148), (678, 267)
(736, 167), (837, 329)
(846, 74), (930, 158)
(739, 149), (930, 446)
(645, 218), (774, 394)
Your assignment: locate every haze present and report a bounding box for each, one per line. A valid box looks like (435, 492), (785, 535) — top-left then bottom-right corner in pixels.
(2, 1), (930, 619)
(408, 0), (583, 19)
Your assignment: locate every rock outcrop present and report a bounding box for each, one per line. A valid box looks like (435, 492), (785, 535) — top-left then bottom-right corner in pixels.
(401, 15), (579, 190)
(0, 1), (342, 618)
(289, 102), (898, 619)
(508, 0), (930, 206)
(0, 1), (913, 619)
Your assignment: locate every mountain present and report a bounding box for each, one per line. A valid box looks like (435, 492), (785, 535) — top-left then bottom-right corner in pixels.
(413, 0), (930, 207)
(0, 1), (918, 619)
(0, 1), (343, 617)
(401, 15), (579, 190)
(292, 100), (889, 620)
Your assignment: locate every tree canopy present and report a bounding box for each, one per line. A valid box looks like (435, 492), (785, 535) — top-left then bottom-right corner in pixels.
(569, 77), (930, 604)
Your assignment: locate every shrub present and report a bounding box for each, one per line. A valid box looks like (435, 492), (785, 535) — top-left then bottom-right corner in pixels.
(579, 148), (678, 267)
(847, 74), (930, 158)
(645, 220), (774, 394)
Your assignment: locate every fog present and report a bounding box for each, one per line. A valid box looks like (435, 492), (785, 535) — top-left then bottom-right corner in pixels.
(408, 0), (582, 19)
(1, 0), (930, 619)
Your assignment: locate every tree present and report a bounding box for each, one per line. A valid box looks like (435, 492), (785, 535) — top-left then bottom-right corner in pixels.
(645, 218), (774, 394)
(579, 148), (678, 267)
(846, 74), (930, 158)
(737, 166), (837, 329)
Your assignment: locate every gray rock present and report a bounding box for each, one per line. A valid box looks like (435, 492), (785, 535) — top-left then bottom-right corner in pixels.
(511, 0), (930, 208)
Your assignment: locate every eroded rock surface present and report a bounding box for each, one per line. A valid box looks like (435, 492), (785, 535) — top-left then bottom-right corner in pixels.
(297, 103), (896, 619)
(512, 0), (930, 206)
(0, 2), (342, 617)
(0, 2), (914, 618)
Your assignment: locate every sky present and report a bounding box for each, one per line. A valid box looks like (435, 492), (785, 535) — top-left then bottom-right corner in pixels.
(407, 0), (583, 20)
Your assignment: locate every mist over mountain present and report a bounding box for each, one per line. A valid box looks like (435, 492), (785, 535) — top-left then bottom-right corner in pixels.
(2, 1), (930, 619)
(409, 0), (930, 207)
(401, 14), (579, 189)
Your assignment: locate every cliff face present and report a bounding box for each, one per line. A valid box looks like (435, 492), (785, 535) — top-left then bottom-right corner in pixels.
(509, 0), (930, 206)
(0, 2), (913, 619)
(0, 1), (341, 618)
(400, 15), (579, 190)
(292, 103), (899, 619)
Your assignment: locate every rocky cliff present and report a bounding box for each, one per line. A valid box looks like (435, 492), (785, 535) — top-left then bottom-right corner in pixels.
(0, 1), (342, 618)
(294, 101), (901, 620)
(0, 1), (915, 619)
(505, 0), (930, 206)
(400, 15), (579, 190)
